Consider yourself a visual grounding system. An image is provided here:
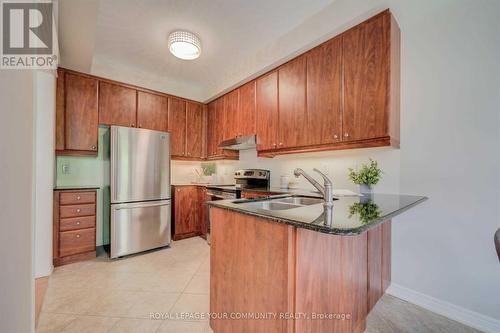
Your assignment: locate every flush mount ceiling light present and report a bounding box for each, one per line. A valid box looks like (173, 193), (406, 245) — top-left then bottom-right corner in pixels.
(168, 31), (201, 60)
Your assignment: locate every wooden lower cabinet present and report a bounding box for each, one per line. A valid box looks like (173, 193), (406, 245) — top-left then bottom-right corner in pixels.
(172, 186), (199, 240)
(209, 207), (391, 333)
(53, 189), (97, 266)
(198, 186), (208, 239)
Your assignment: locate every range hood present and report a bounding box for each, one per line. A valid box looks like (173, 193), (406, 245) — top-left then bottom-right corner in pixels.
(218, 135), (257, 150)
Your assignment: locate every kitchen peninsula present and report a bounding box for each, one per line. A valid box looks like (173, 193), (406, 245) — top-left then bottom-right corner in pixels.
(208, 193), (427, 333)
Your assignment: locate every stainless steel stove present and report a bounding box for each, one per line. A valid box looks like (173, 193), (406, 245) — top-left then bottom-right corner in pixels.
(206, 169), (270, 200)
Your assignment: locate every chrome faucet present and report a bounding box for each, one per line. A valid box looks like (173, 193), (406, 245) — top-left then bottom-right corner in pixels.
(294, 168), (334, 226)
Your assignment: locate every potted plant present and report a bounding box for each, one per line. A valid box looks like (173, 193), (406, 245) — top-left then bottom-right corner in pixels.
(348, 158), (383, 195)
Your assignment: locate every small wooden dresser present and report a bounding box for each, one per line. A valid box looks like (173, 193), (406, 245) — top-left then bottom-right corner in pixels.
(53, 188), (97, 266)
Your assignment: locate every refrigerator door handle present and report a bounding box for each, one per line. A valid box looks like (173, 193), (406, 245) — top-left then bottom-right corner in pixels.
(114, 200), (170, 210)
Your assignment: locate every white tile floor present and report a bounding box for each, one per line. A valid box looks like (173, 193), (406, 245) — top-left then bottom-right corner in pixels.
(38, 237), (480, 333)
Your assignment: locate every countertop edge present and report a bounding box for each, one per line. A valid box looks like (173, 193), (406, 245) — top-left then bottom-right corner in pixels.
(207, 196), (428, 236)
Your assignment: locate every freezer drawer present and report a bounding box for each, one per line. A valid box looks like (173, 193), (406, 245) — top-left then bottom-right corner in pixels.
(111, 200), (171, 258)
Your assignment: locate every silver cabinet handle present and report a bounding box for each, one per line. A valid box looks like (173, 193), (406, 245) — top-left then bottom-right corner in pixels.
(76, 221), (80, 225)
(279, 142), (283, 146)
(91, 145), (97, 150)
(76, 234), (80, 238)
(333, 134), (338, 139)
(77, 196), (81, 200)
(76, 208), (81, 213)
(344, 133), (349, 137)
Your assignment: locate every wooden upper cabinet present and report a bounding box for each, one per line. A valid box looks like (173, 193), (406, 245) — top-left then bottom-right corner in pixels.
(168, 97), (187, 156)
(98, 82), (136, 127)
(55, 69), (65, 151)
(186, 102), (203, 158)
(137, 91), (168, 132)
(214, 98), (225, 155)
(256, 71), (278, 151)
(223, 90), (239, 140)
(343, 11), (391, 142)
(278, 56), (307, 149)
(306, 36), (342, 145)
(237, 81), (256, 137)
(64, 73), (98, 152)
(207, 101), (217, 157)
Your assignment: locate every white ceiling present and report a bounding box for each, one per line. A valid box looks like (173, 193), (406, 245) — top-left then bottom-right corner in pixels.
(58, 0), (337, 102)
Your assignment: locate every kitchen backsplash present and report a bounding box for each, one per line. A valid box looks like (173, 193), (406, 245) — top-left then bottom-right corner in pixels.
(173, 148), (401, 194)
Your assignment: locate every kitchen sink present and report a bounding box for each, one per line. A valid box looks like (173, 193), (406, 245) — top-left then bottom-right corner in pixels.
(235, 195), (325, 211)
(273, 196), (324, 206)
(242, 201), (302, 211)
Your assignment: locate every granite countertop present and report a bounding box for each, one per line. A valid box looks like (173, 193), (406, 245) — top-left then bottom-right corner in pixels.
(207, 193), (427, 235)
(54, 185), (101, 190)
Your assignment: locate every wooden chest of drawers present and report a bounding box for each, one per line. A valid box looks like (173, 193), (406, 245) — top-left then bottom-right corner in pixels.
(53, 189), (97, 266)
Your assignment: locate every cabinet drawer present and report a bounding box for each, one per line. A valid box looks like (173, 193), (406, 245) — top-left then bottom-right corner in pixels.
(60, 191), (96, 205)
(60, 204), (95, 218)
(59, 228), (95, 257)
(60, 216), (95, 232)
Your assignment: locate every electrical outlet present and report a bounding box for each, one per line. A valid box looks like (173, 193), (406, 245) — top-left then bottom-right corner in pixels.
(62, 163), (70, 174)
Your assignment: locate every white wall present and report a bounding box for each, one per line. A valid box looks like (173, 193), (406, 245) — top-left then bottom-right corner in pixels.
(0, 71), (36, 332)
(179, 0), (500, 329)
(34, 71), (56, 278)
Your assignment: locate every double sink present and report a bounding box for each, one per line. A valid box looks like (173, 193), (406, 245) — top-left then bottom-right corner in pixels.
(236, 195), (326, 211)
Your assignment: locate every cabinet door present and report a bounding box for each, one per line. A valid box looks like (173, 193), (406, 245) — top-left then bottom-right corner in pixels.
(214, 98), (225, 155)
(65, 73), (98, 152)
(198, 186), (207, 238)
(174, 186), (198, 237)
(343, 12), (389, 141)
(186, 102), (203, 158)
(98, 82), (137, 127)
(207, 101), (217, 157)
(55, 69), (65, 150)
(278, 55), (307, 149)
(256, 71), (278, 151)
(137, 91), (168, 131)
(306, 37), (342, 145)
(223, 90), (239, 140)
(168, 97), (186, 156)
(237, 81), (256, 137)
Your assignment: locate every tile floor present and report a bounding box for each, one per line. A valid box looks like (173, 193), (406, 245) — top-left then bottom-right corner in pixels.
(38, 237), (481, 333)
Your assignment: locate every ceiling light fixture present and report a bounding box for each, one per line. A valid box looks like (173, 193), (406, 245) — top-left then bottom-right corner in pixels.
(168, 31), (201, 60)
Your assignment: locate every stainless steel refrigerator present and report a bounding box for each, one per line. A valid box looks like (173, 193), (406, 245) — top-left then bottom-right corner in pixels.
(110, 126), (171, 258)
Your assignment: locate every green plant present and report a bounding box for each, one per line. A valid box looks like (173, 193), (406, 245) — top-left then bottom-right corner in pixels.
(349, 202), (381, 224)
(348, 158), (382, 186)
(201, 163), (216, 176)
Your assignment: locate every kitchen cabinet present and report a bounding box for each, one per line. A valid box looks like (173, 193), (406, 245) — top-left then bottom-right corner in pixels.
(223, 89), (239, 140)
(198, 186), (208, 238)
(278, 55), (308, 149)
(173, 186), (199, 240)
(306, 36), (342, 145)
(55, 69), (65, 151)
(207, 100), (217, 157)
(137, 91), (169, 131)
(237, 81), (256, 137)
(256, 71), (279, 151)
(168, 97), (187, 156)
(53, 189), (97, 266)
(98, 82), (137, 127)
(206, 98), (239, 160)
(186, 102), (204, 158)
(64, 72), (99, 154)
(342, 10), (395, 142)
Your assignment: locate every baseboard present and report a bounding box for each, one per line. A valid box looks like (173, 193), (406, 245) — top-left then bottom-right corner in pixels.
(387, 283), (500, 333)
